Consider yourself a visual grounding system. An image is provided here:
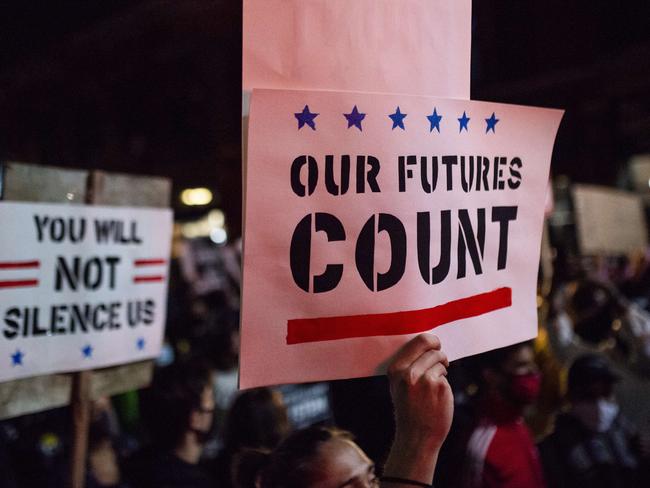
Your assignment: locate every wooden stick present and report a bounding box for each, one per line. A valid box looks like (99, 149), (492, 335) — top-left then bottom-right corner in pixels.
(69, 370), (92, 488)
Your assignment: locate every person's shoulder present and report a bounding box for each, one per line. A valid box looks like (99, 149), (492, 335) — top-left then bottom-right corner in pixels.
(613, 413), (638, 436)
(538, 412), (584, 450)
(148, 454), (215, 488)
(122, 446), (160, 488)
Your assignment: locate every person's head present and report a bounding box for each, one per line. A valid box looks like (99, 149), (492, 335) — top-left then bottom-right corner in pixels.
(237, 426), (378, 488)
(146, 359), (214, 451)
(567, 354), (620, 432)
(475, 341), (541, 407)
(570, 280), (624, 344)
(223, 387), (290, 452)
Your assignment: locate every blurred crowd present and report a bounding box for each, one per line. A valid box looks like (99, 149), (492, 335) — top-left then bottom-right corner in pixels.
(1, 236), (650, 488)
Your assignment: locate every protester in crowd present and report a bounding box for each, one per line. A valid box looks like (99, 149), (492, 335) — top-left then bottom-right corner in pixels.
(539, 353), (650, 487)
(125, 360), (215, 488)
(234, 333), (454, 488)
(84, 396), (129, 488)
(452, 341), (546, 488)
(208, 308), (242, 425)
(212, 387), (291, 487)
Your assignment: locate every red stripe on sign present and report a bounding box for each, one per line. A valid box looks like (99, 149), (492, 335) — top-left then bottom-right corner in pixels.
(0, 260), (40, 269)
(134, 259), (167, 266)
(286, 287), (512, 345)
(133, 275), (165, 283)
(0, 279), (39, 289)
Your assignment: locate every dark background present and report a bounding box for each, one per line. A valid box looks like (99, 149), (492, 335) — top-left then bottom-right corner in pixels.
(1, 0), (649, 235)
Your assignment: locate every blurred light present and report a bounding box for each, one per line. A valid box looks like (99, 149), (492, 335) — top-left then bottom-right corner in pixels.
(210, 227), (228, 245)
(207, 209), (225, 228)
(181, 222), (200, 238)
(179, 208), (227, 240)
(177, 339), (191, 355)
(181, 187), (213, 206)
(156, 343), (175, 367)
(647, 178), (650, 189)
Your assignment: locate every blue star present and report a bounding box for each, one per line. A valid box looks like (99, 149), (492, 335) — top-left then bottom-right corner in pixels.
(344, 105), (366, 131)
(458, 111), (470, 132)
(82, 344), (93, 358)
(388, 106), (407, 130)
(485, 112), (499, 133)
(11, 349), (24, 366)
(136, 337), (146, 351)
(427, 108), (443, 133)
(294, 105), (318, 130)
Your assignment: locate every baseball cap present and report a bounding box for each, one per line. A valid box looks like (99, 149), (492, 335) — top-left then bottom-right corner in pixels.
(568, 354), (620, 392)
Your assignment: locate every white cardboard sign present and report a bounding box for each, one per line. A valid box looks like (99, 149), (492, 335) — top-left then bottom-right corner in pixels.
(573, 184), (649, 255)
(0, 202), (172, 382)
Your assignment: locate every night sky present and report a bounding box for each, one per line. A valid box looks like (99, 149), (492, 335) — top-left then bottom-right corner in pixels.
(1, 0), (649, 234)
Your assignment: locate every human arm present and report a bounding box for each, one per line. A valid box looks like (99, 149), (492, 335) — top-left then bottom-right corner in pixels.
(381, 334), (454, 487)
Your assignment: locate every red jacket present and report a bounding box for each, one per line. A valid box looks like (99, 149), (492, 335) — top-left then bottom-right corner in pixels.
(462, 398), (546, 488)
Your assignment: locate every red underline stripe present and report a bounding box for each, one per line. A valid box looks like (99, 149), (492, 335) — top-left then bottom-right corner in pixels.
(286, 287), (512, 345)
(0, 260), (40, 269)
(133, 275), (165, 283)
(0, 279), (39, 289)
(134, 259), (167, 266)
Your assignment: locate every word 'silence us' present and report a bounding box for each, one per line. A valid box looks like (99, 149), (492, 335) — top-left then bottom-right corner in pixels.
(288, 153), (524, 294)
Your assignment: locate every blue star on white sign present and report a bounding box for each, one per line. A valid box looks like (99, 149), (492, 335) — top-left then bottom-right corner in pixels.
(82, 344), (93, 358)
(11, 349), (24, 366)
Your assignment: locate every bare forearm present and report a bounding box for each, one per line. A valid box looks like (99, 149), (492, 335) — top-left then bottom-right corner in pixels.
(381, 432), (441, 487)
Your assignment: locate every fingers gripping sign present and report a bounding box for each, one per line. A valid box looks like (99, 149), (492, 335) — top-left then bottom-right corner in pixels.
(388, 334), (453, 444)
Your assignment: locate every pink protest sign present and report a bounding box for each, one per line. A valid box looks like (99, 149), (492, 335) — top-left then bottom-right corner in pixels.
(240, 89), (563, 388)
(243, 0), (471, 98)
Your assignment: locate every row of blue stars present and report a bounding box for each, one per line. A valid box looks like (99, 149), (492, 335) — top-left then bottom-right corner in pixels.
(295, 105), (500, 133)
(10, 337), (147, 366)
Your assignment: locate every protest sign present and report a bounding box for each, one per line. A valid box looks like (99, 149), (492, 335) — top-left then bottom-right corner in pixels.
(240, 88), (563, 388)
(243, 0), (471, 98)
(573, 184), (648, 255)
(0, 201), (172, 382)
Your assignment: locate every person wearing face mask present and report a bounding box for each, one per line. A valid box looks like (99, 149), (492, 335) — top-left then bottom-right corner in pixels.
(125, 360), (216, 488)
(539, 354), (649, 488)
(457, 341), (547, 488)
